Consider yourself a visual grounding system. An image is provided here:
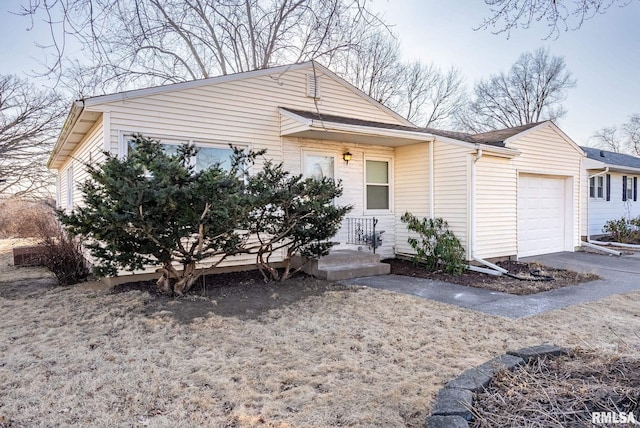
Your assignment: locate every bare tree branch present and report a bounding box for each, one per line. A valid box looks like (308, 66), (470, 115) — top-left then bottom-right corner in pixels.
(478, 0), (637, 39)
(456, 48), (575, 133)
(0, 74), (63, 199)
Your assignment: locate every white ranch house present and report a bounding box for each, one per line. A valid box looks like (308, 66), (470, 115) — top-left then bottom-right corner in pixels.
(582, 147), (640, 238)
(49, 61), (586, 281)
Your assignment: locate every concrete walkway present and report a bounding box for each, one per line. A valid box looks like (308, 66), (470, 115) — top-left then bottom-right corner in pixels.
(340, 251), (640, 319)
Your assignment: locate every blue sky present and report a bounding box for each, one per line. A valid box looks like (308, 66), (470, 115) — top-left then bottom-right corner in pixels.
(1, 0), (639, 145)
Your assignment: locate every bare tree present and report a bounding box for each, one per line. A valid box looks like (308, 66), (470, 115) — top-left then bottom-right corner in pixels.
(0, 75), (64, 198)
(479, 0), (638, 38)
(622, 114), (640, 156)
(590, 114), (640, 155)
(398, 62), (465, 128)
(19, 0), (383, 94)
(332, 29), (402, 106)
(456, 48), (575, 133)
(590, 126), (623, 153)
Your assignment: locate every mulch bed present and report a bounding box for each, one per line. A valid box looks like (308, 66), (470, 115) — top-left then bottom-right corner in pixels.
(112, 270), (349, 323)
(384, 258), (600, 295)
(471, 349), (640, 427)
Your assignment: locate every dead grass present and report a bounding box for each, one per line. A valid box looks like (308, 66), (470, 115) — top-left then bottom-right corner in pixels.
(1, 240), (639, 427)
(472, 349), (640, 427)
(0, 238), (54, 283)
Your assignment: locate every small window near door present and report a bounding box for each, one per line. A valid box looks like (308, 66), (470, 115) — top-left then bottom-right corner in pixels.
(366, 160), (390, 210)
(589, 176), (604, 199)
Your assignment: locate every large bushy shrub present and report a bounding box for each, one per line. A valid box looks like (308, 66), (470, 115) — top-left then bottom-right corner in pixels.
(61, 135), (256, 295)
(245, 160), (352, 281)
(401, 212), (466, 275)
(62, 134), (350, 294)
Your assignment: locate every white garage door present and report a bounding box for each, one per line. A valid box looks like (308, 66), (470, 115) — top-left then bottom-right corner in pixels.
(518, 175), (566, 257)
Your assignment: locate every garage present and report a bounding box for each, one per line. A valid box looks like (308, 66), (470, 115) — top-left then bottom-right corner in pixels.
(518, 174), (568, 257)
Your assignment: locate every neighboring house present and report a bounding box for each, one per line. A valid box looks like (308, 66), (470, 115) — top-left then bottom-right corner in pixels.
(581, 147), (640, 237)
(49, 61), (585, 280)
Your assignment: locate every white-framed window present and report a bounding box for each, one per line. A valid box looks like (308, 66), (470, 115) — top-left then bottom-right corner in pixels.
(302, 151), (336, 181)
(365, 158), (391, 211)
(623, 175), (636, 202)
(66, 165), (74, 209)
(589, 176), (604, 199)
(120, 133), (240, 173)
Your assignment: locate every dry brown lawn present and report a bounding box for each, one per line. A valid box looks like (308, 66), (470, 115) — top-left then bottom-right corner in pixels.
(1, 240), (639, 427)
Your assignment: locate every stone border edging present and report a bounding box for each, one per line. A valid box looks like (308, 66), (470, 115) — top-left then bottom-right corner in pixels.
(425, 344), (568, 428)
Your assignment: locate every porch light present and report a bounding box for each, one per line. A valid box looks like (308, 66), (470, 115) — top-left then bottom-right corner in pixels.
(342, 151), (352, 165)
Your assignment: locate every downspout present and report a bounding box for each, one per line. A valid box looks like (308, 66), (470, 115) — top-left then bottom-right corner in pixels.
(583, 167), (621, 255)
(469, 146), (509, 275)
(429, 137), (435, 219)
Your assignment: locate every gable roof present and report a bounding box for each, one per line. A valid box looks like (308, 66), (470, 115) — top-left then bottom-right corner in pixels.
(582, 146), (640, 170)
(49, 61), (414, 168)
(424, 122), (544, 147)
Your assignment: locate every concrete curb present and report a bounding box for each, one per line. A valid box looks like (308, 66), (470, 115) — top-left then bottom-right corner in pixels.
(425, 344), (568, 428)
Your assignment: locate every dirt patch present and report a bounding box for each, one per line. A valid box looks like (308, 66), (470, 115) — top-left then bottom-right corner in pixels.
(385, 258), (600, 295)
(113, 270), (350, 322)
(472, 348), (640, 427)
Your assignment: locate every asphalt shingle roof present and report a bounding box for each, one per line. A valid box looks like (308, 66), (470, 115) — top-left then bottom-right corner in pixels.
(582, 146), (640, 169)
(424, 122), (544, 147)
(281, 108), (421, 132)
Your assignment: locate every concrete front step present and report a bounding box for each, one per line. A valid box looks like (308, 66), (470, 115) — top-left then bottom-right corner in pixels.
(300, 249), (390, 281)
(319, 262), (391, 281)
(315, 249), (382, 268)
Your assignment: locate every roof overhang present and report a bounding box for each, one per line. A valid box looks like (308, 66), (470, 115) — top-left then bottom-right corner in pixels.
(432, 134), (521, 158)
(48, 101), (102, 170)
(585, 157), (640, 174)
(279, 108), (433, 147)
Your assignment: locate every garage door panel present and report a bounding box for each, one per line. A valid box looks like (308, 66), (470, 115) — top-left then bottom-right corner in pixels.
(518, 175), (565, 257)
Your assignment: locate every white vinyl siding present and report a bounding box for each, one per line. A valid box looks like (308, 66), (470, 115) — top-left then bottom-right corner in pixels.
(433, 141), (470, 258)
(475, 155), (517, 259)
(58, 116), (106, 210)
(394, 143), (430, 256)
(104, 66), (408, 170)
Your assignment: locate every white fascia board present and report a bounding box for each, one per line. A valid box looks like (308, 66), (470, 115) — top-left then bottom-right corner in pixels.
(584, 157), (640, 174)
(278, 107), (312, 126)
(47, 102), (84, 168)
(309, 120), (433, 142)
(435, 135), (520, 158)
(81, 62), (315, 107)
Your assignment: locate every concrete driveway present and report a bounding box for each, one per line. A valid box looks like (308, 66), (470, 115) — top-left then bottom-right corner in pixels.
(341, 251), (640, 319)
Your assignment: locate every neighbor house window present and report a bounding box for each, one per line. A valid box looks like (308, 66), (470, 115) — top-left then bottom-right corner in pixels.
(589, 176), (604, 199)
(622, 175), (637, 201)
(303, 152), (335, 180)
(366, 159), (390, 210)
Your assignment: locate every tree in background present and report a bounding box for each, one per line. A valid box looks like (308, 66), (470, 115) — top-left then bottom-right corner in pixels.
(0, 74), (64, 199)
(245, 160), (351, 282)
(18, 0), (383, 94)
(19, 0), (466, 129)
(479, 0), (637, 38)
(61, 135), (257, 295)
(590, 114), (640, 155)
(456, 48), (575, 133)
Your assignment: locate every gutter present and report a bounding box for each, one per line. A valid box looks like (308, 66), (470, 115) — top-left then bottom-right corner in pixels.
(47, 99), (85, 169)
